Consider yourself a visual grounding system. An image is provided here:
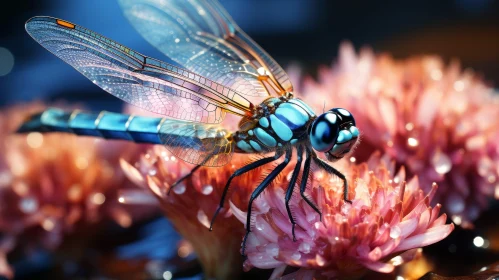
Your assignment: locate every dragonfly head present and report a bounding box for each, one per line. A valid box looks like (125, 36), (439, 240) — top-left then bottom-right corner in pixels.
(309, 108), (359, 162)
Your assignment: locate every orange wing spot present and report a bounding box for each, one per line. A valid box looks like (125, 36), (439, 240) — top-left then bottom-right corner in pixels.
(257, 75), (269, 81)
(56, 19), (75, 29)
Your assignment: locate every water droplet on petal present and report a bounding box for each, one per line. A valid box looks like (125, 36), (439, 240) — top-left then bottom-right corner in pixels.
(243, 261), (252, 271)
(390, 226), (401, 239)
(148, 168), (157, 176)
(291, 252), (301, 261)
(315, 255), (326, 266)
(197, 210), (210, 228)
(477, 157), (493, 177)
(255, 219), (265, 231)
(173, 184), (186, 195)
(306, 212), (317, 223)
(201, 185), (213, 195)
(454, 80), (465, 91)
(314, 170), (324, 180)
(75, 156), (88, 170)
(42, 218), (55, 231)
(259, 200), (270, 212)
(341, 203), (351, 215)
(26, 132), (44, 148)
(68, 184), (82, 202)
(466, 135), (486, 150)
(265, 244), (279, 256)
(431, 69), (442, 80)
(407, 137), (419, 147)
(390, 255), (404, 266)
(19, 197), (38, 213)
(487, 175), (496, 183)
(299, 242), (311, 253)
(90, 192), (106, 205)
(431, 150), (452, 175)
(451, 215), (462, 225)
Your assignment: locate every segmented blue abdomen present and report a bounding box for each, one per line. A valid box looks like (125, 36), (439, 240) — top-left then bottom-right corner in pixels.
(17, 108), (163, 144)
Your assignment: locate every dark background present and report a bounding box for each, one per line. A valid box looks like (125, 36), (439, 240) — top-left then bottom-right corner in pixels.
(0, 1), (498, 279)
(0, 0), (498, 109)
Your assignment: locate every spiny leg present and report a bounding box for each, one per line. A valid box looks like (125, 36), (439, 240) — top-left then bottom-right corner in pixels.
(209, 150), (285, 231)
(285, 145), (303, 242)
(167, 154), (214, 195)
(312, 152), (352, 203)
(242, 148), (292, 256)
(300, 147), (322, 221)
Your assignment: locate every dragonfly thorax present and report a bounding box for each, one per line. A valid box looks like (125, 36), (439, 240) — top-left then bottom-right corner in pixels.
(234, 96), (317, 153)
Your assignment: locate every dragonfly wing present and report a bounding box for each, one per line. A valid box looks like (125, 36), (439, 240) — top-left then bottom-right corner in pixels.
(159, 119), (233, 166)
(25, 16), (253, 123)
(118, 0), (293, 96)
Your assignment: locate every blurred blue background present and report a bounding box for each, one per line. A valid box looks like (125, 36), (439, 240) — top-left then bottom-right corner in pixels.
(0, 0), (498, 109)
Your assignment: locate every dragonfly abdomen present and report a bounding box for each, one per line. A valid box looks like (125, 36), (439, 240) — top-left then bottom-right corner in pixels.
(17, 108), (163, 144)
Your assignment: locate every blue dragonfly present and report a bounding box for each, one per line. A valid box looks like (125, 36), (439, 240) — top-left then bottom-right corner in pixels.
(18, 0), (359, 255)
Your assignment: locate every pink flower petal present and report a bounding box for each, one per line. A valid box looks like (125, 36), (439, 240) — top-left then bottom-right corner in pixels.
(280, 268), (316, 280)
(120, 159), (146, 188)
(362, 261), (394, 273)
(229, 201), (247, 224)
(269, 265), (287, 279)
(429, 204), (442, 225)
(396, 224), (454, 252)
(254, 215), (279, 243)
(398, 218), (418, 238)
(430, 213), (448, 227)
(413, 207), (431, 235)
(247, 252), (283, 269)
(145, 176), (165, 198)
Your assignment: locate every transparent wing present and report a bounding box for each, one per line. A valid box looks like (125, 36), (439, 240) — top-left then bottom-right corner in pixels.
(26, 16), (254, 124)
(118, 0), (293, 97)
(159, 119), (233, 166)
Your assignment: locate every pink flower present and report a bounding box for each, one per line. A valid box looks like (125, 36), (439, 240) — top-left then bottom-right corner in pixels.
(231, 153), (454, 279)
(0, 103), (153, 278)
(121, 145), (256, 280)
(298, 42), (499, 226)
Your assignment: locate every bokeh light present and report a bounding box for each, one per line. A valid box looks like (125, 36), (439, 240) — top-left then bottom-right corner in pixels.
(0, 47), (14, 76)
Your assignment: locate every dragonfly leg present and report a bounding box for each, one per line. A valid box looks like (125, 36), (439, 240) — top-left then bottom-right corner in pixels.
(167, 154), (215, 195)
(242, 148), (292, 256)
(285, 146), (303, 242)
(209, 150), (285, 231)
(299, 148), (322, 221)
(312, 152), (352, 204)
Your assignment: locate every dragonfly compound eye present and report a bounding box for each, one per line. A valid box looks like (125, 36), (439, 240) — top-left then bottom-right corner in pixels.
(309, 111), (340, 153)
(310, 108), (360, 162)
